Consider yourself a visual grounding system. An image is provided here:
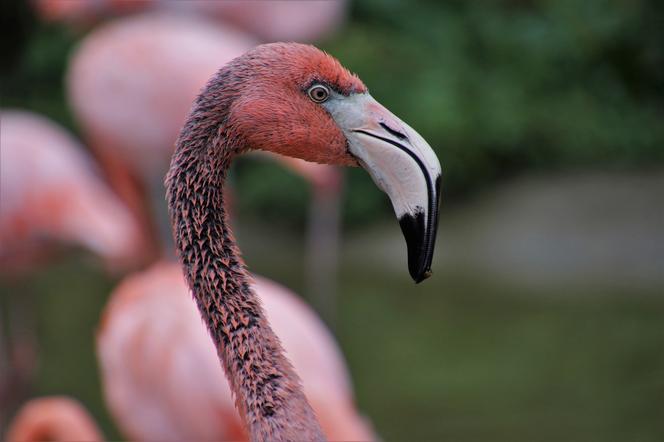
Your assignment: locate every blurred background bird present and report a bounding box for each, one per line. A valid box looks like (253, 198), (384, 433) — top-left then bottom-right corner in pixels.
(2, 0), (664, 440)
(0, 110), (143, 273)
(5, 396), (103, 442)
(0, 110), (145, 428)
(96, 262), (375, 442)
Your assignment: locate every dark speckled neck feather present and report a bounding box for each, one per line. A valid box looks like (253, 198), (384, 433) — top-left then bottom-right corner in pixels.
(165, 48), (326, 442)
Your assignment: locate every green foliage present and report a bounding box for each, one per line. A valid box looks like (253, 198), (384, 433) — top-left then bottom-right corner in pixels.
(3, 1), (662, 228)
(2, 21), (78, 129)
(324, 0), (664, 206)
(232, 158), (311, 229)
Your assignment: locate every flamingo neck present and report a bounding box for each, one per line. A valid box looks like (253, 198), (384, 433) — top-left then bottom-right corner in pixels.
(166, 78), (324, 442)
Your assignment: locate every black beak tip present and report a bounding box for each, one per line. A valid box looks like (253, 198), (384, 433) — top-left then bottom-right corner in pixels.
(412, 268), (433, 284)
(399, 211), (435, 284)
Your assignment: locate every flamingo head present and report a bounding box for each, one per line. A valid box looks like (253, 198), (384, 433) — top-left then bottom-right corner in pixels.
(227, 43), (442, 283)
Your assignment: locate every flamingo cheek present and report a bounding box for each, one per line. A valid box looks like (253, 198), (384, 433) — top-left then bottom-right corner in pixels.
(232, 97), (352, 165)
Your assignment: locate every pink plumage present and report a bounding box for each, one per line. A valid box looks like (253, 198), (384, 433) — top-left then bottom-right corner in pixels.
(97, 262), (375, 441)
(67, 13), (257, 181)
(5, 396), (103, 442)
(0, 110), (143, 272)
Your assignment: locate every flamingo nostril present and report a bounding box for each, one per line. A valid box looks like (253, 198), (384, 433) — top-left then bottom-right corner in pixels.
(379, 122), (408, 141)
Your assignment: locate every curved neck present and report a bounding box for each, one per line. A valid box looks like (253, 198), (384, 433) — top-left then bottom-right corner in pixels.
(166, 84), (324, 442)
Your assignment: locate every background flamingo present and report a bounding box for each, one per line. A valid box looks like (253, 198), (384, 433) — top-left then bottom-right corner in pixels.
(0, 109), (143, 273)
(0, 109), (145, 430)
(67, 12), (343, 322)
(65, 13), (256, 255)
(96, 262), (375, 441)
(5, 396), (103, 442)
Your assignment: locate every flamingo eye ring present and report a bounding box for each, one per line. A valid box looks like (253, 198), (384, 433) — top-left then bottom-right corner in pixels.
(307, 84), (330, 103)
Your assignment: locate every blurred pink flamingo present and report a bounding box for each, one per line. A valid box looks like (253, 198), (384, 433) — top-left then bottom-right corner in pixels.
(96, 262), (375, 441)
(0, 109), (145, 428)
(66, 13), (256, 255)
(5, 396), (103, 442)
(0, 109), (144, 272)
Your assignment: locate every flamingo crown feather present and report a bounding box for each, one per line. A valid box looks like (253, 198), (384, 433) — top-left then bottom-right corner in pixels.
(166, 42), (442, 441)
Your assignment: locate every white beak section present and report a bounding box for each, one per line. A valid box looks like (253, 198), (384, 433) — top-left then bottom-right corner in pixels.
(323, 93), (442, 282)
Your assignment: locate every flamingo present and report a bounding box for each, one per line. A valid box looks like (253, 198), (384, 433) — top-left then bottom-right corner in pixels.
(0, 109), (144, 428)
(0, 109), (144, 272)
(67, 13), (257, 186)
(67, 13), (343, 318)
(5, 396), (103, 442)
(97, 261), (375, 441)
(166, 43), (441, 440)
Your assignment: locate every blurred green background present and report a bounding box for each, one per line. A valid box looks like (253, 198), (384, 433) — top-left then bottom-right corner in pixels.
(2, 0), (664, 440)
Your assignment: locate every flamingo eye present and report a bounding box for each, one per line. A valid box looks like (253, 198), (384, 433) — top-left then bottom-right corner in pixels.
(307, 84), (330, 103)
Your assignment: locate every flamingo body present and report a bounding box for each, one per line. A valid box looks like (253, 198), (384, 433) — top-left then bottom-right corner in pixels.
(0, 110), (142, 271)
(97, 262), (375, 441)
(68, 13), (257, 181)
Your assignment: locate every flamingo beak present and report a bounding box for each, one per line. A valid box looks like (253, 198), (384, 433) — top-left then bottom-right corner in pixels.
(325, 94), (442, 283)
